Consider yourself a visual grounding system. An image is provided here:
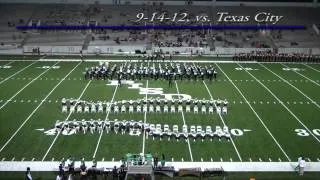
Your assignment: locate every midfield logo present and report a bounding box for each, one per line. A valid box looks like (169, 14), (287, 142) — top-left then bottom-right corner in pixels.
(107, 80), (192, 100)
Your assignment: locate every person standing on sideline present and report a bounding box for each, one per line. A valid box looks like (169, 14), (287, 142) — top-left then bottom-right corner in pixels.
(295, 155), (302, 171)
(299, 157), (306, 176)
(25, 167), (32, 180)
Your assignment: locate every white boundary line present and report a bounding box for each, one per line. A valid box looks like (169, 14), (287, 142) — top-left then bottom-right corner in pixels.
(237, 63), (320, 143)
(174, 81), (194, 162)
(215, 63), (292, 161)
(259, 63), (320, 109)
(0, 61), (82, 153)
(0, 61), (38, 85)
(92, 84), (119, 158)
(202, 81), (243, 162)
(42, 79), (92, 161)
(302, 64), (320, 73)
(0, 62), (60, 110)
(281, 63), (320, 87)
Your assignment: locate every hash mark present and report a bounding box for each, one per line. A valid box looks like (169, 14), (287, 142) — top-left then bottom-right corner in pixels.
(278, 158), (282, 162)
(259, 158), (262, 162)
(102, 158), (104, 161)
(211, 158), (213, 162)
(249, 158), (252, 162)
(32, 158), (35, 161)
(11, 157), (15, 161)
(220, 158), (223, 162)
(230, 158), (233, 162)
(1, 158), (5, 161)
(13, 100), (16, 103)
(22, 157), (25, 161)
(51, 158), (54, 161)
(307, 158), (311, 162)
(269, 158), (272, 162)
(181, 158), (184, 162)
(172, 158), (174, 162)
(317, 158), (320, 162)
(112, 158), (114, 162)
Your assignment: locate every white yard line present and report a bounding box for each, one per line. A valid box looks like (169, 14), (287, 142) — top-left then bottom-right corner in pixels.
(92, 61), (129, 158)
(215, 63), (292, 161)
(174, 81), (194, 162)
(0, 61), (38, 85)
(0, 61), (82, 153)
(141, 80), (149, 155)
(237, 63), (320, 143)
(0, 62), (60, 110)
(281, 63), (320, 87)
(302, 64), (320, 73)
(92, 84), (118, 158)
(259, 63), (320, 109)
(141, 61), (150, 155)
(42, 79), (92, 161)
(202, 81), (242, 162)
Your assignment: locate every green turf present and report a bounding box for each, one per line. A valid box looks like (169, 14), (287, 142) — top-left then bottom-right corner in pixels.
(0, 59), (319, 166)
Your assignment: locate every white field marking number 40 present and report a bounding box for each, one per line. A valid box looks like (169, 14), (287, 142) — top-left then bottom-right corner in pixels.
(235, 67), (258, 71)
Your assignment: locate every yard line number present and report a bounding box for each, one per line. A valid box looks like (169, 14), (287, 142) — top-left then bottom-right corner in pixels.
(0, 65), (12, 69)
(235, 67), (258, 71)
(295, 129), (320, 137)
(37, 66), (60, 69)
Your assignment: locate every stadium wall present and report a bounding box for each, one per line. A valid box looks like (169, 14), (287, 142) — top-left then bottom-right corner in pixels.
(1, 46), (320, 56)
(0, 0), (317, 7)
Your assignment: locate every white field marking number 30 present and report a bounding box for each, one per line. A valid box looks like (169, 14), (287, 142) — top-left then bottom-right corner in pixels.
(295, 129), (320, 136)
(0, 65), (12, 69)
(37, 66), (60, 69)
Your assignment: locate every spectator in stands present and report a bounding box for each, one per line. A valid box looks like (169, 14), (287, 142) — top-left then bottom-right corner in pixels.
(25, 167), (32, 180)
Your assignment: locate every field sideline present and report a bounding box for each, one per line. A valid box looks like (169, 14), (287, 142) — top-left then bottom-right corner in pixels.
(0, 58), (319, 168)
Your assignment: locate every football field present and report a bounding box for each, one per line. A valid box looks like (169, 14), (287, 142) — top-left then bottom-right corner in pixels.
(0, 58), (319, 165)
